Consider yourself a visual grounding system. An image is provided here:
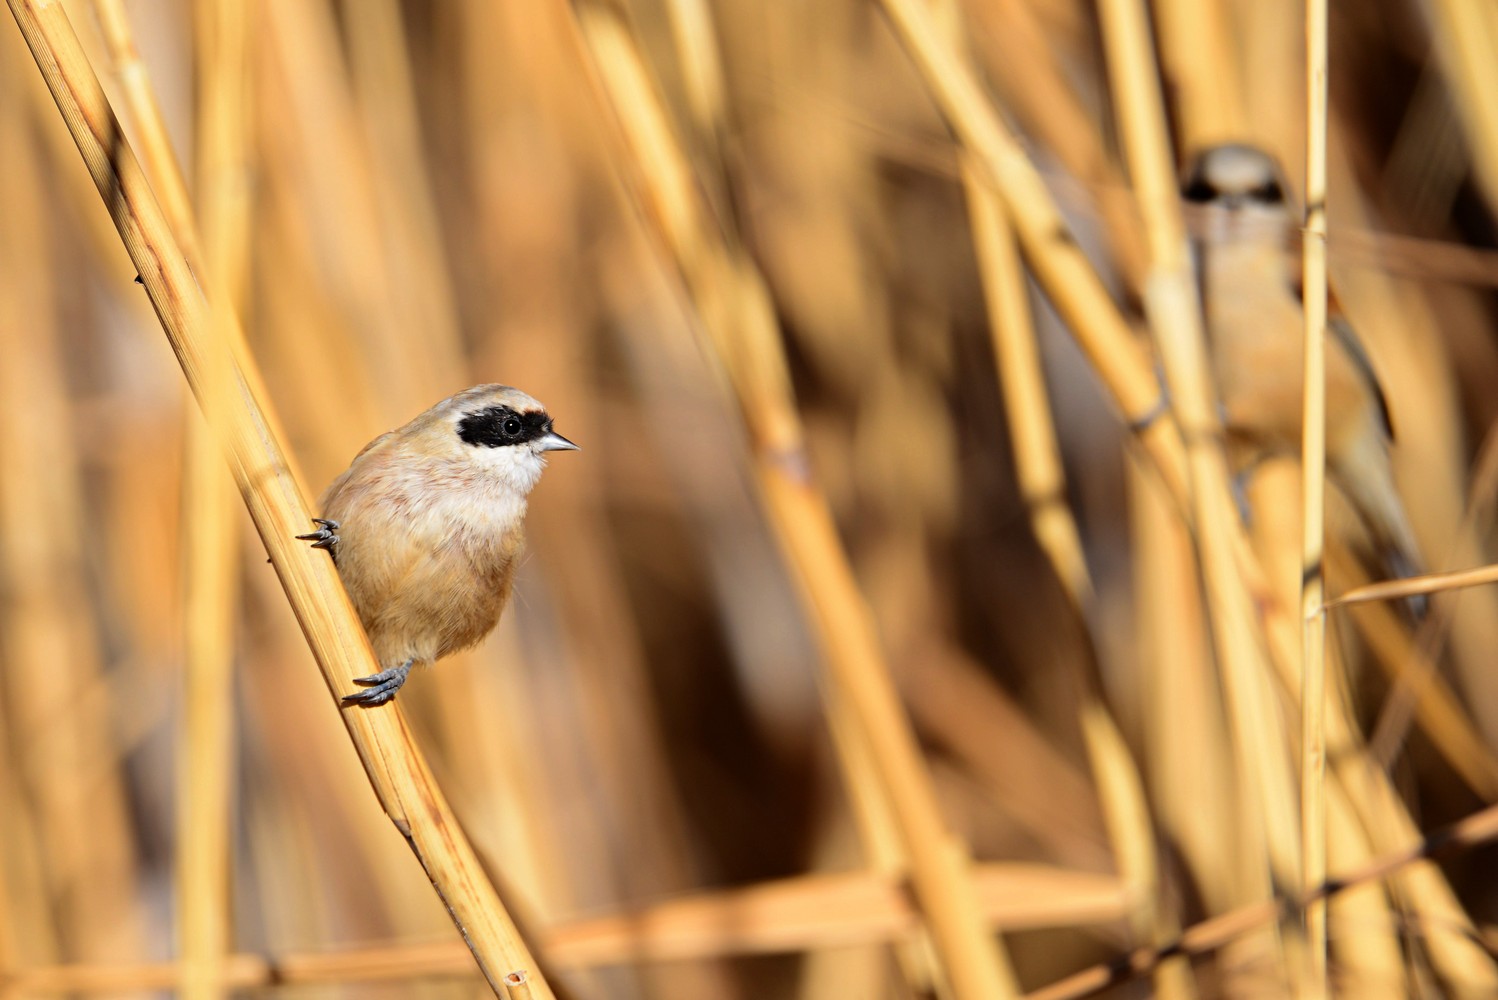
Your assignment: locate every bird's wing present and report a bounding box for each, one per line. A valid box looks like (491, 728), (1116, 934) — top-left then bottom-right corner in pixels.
(351, 429), (398, 463)
(318, 431), (397, 509)
(1291, 275), (1395, 441)
(1327, 311), (1395, 442)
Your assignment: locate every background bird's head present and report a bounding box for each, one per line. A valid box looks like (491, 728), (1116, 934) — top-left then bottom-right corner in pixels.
(1181, 143), (1292, 243)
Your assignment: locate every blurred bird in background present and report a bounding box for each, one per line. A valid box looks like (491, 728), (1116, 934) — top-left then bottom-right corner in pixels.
(1182, 143), (1424, 587)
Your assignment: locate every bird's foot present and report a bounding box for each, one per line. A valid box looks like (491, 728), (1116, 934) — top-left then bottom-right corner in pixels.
(297, 518), (340, 551)
(342, 659), (413, 708)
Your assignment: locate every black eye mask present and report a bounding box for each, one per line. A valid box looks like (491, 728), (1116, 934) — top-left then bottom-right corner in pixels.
(457, 405), (552, 448)
(1181, 177), (1216, 203)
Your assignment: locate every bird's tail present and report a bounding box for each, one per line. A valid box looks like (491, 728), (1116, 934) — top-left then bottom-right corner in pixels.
(1332, 428), (1425, 616)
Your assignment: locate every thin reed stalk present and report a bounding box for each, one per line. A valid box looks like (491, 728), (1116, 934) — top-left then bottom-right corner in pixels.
(1301, 0), (1331, 989)
(875, 0), (1186, 502)
(8, 798), (1498, 997)
(0, 29), (145, 973)
(0, 861), (1129, 992)
(949, 13), (1165, 999)
(175, 0), (251, 994)
(177, 415), (237, 1000)
(570, 5), (1020, 996)
(669, 3), (946, 995)
(3, 3), (553, 995)
(1427, 0), (1498, 211)
(963, 122), (1091, 614)
(1100, 0), (1298, 955)
(1028, 800), (1498, 1000)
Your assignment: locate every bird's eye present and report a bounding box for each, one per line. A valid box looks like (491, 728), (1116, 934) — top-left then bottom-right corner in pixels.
(503, 417), (522, 436)
(1182, 178), (1216, 203)
(1252, 180), (1284, 204)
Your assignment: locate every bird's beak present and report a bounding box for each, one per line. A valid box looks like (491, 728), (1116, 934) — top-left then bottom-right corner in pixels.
(538, 431), (580, 452)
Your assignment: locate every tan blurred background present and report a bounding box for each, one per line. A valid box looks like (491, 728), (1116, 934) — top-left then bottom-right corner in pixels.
(2, 0), (1498, 997)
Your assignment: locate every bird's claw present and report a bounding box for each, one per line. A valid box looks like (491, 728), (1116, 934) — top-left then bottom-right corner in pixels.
(341, 660), (412, 708)
(297, 518), (340, 551)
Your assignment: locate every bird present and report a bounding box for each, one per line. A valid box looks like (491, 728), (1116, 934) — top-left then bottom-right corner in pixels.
(298, 384), (578, 706)
(1181, 142), (1423, 586)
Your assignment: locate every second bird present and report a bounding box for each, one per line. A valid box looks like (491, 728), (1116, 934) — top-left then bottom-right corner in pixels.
(1182, 143), (1422, 585)
(299, 384), (579, 706)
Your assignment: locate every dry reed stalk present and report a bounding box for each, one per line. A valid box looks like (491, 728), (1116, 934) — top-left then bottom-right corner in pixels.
(466, 193), (736, 1000)
(1246, 467), (1408, 991)
(0, 860), (1128, 992)
(1323, 758), (1498, 994)
(1359, 424), (1498, 778)
(340, 0), (467, 398)
(87, 0), (293, 463)
(663, 0), (725, 138)
(0, 677), (22, 983)
(504, 970), (536, 1000)
(1427, 0), (1498, 211)
(965, 160), (1091, 612)
(1324, 136), (1498, 750)
(782, 5), (964, 995)
(951, 10), (1164, 992)
(1146, 0), (1247, 149)
(1329, 561), (1498, 607)
(1331, 552), (1498, 799)
(0, 772), (27, 982)
(1333, 228), (1498, 287)
(1150, 7), (1492, 989)
(543, 862), (1128, 964)
(1301, 0), (1331, 988)
(235, 588), (416, 945)
(1274, 619), (1495, 989)
(3, 3), (553, 995)
(22, 769), (1476, 1000)
(425, 631), (562, 926)
(338, 3), (583, 955)
(88, 0), (198, 264)
(1101, 0), (1299, 937)
(246, 137), (383, 469)
(0, 33), (146, 974)
(959, 0), (1148, 297)
(175, 0), (251, 994)
(1244, 470), (1497, 993)
(0, 44), (64, 982)
(458, 22), (742, 994)
(1322, 762), (1406, 995)
(1307, 146), (1498, 991)
(1027, 801), (1498, 1000)
(1158, 12), (1496, 987)
(1130, 452), (1237, 921)
(876, 0), (1188, 505)
(571, 5), (1020, 997)
(93, 0), (451, 983)
(177, 415), (238, 1000)
(259, 0), (453, 416)
(903, 644), (1110, 871)
(1075, 702), (1187, 995)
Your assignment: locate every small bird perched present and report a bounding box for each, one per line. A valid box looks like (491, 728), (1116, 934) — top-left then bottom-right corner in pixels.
(1181, 143), (1422, 583)
(298, 385), (578, 706)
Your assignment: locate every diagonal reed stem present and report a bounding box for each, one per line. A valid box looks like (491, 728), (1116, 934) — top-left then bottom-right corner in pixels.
(3, 2), (553, 995)
(569, 3), (1019, 996)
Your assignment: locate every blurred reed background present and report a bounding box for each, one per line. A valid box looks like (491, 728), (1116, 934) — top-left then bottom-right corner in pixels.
(2, 0), (1498, 997)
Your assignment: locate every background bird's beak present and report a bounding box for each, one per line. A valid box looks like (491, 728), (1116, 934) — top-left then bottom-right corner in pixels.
(538, 430), (580, 452)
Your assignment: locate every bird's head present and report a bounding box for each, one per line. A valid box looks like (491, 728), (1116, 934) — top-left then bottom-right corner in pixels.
(423, 384), (578, 495)
(1181, 144), (1292, 242)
